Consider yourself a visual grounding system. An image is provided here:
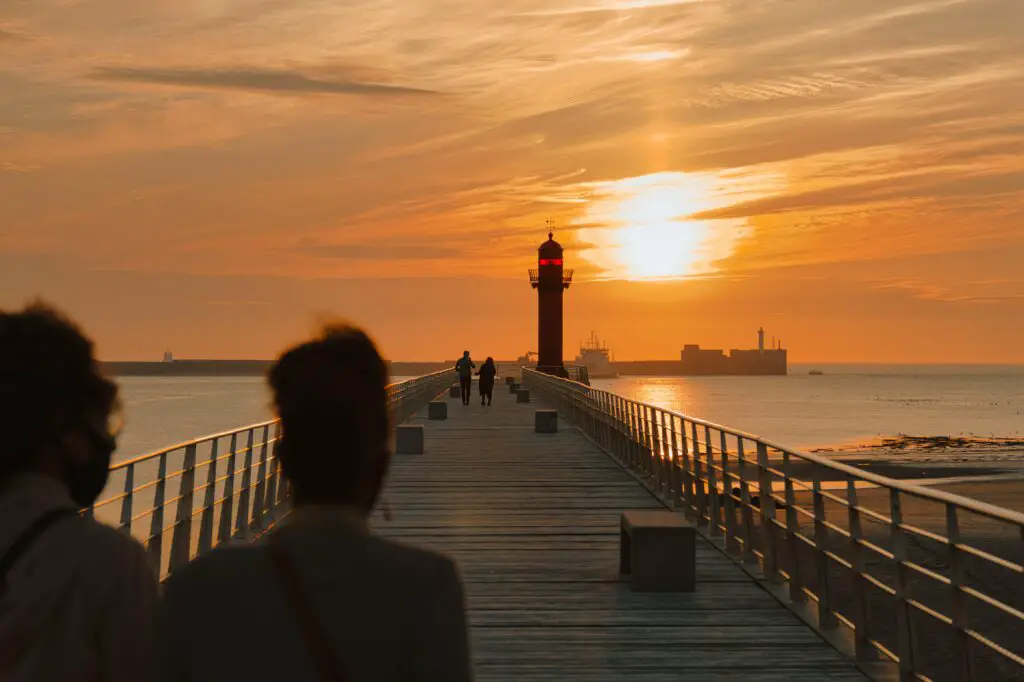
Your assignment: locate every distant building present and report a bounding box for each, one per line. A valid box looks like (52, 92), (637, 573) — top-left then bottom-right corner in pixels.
(679, 329), (787, 375)
(163, 350), (174, 363)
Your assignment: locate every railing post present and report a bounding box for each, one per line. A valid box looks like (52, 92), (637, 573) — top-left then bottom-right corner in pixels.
(118, 462), (135, 534)
(147, 452), (169, 573)
(626, 401), (634, 471)
(720, 431), (737, 553)
(946, 503), (973, 682)
(264, 423), (282, 523)
(217, 433), (238, 545)
(234, 429), (255, 539)
(756, 442), (778, 581)
(737, 439), (756, 564)
(615, 397), (627, 464)
(197, 439), (219, 556)
(679, 420), (696, 518)
(639, 405), (651, 479)
(597, 393), (608, 450)
(598, 393), (606, 450)
(251, 424), (271, 531)
(691, 422), (706, 524)
(169, 443), (198, 574)
(649, 408), (662, 494)
(847, 477), (874, 661)
(812, 471), (835, 628)
(782, 451), (804, 602)
(890, 489), (918, 680)
(660, 412), (673, 505)
(704, 425), (721, 537)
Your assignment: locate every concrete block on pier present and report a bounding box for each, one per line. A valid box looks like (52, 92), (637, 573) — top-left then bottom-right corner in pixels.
(395, 425), (424, 455)
(535, 409), (557, 433)
(505, 376), (516, 386)
(428, 401), (448, 420)
(509, 382), (520, 394)
(620, 510), (695, 592)
(516, 389), (531, 404)
(449, 384), (461, 398)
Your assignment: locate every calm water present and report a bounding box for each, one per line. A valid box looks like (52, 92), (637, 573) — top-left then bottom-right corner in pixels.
(113, 367), (1023, 463)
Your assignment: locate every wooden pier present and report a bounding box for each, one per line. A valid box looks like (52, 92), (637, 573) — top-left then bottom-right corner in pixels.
(376, 384), (868, 681)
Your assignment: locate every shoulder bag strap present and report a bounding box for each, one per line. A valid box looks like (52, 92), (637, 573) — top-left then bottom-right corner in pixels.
(0, 508), (77, 587)
(267, 540), (350, 682)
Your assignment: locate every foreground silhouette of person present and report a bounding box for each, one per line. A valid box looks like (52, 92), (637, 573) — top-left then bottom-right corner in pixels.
(476, 358), (497, 406)
(157, 324), (473, 682)
(454, 350), (475, 405)
(0, 301), (158, 682)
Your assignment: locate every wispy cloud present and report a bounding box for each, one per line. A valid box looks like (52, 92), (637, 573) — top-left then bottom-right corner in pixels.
(89, 66), (439, 97)
(205, 299), (271, 307)
(0, 27), (30, 43)
(297, 243), (460, 261)
(873, 278), (1024, 304)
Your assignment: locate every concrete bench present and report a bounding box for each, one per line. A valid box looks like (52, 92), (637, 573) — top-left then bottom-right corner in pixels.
(516, 389), (531, 404)
(620, 510), (695, 592)
(395, 425), (424, 455)
(509, 382), (520, 394)
(535, 410), (557, 433)
(449, 384), (461, 398)
(428, 401), (448, 420)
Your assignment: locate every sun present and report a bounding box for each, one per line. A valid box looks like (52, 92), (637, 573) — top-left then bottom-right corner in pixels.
(574, 171), (778, 280)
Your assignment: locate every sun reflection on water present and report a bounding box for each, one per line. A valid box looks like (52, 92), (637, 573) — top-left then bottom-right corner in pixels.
(573, 171), (781, 280)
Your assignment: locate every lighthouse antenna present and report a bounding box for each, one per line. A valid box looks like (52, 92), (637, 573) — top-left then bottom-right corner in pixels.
(545, 217), (554, 239)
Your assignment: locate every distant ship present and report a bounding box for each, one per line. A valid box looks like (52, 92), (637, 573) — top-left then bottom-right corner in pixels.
(574, 331), (618, 378)
(809, 369), (824, 376)
(162, 350), (174, 363)
(515, 351), (538, 366)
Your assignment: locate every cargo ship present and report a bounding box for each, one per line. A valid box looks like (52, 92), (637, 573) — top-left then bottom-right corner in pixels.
(574, 331), (618, 379)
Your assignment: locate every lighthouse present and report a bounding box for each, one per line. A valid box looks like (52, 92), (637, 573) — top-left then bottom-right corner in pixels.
(529, 221), (573, 378)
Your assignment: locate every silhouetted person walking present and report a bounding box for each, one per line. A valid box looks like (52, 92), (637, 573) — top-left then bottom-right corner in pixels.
(454, 351), (475, 406)
(0, 301), (158, 682)
(157, 324), (473, 682)
(476, 358), (497, 406)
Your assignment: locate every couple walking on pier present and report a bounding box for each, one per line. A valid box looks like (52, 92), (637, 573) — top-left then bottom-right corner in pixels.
(454, 351), (497, 406)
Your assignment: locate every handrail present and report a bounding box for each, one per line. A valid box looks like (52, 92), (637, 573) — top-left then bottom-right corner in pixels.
(92, 369), (455, 581)
(523, 368), (1024, 682)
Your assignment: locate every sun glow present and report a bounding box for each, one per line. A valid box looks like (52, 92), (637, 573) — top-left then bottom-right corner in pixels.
(574, 171), (780, 280)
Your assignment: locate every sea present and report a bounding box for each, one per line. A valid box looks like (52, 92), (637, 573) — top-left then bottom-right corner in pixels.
(111, 365), (1024, 466)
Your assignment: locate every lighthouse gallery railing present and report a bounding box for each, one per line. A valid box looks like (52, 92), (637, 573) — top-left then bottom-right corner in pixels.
(523, 369), (1024, 682)
(89, 369), (455, 580)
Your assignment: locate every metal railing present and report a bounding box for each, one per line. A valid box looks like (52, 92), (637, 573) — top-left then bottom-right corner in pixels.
(523, 369), (1024, 682)
(91, 370), (454, 580)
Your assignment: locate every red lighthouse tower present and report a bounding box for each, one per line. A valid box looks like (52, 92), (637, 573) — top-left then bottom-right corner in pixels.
(529, 220), (573, 378)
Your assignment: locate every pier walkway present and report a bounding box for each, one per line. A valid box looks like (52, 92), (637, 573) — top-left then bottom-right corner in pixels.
(95, 369), (1024, 682)
(376, 384), (866, 682)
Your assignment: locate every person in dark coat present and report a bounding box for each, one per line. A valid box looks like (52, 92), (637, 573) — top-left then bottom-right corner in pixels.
(157, 325), (474, 682)
(476, 358), (497, 406)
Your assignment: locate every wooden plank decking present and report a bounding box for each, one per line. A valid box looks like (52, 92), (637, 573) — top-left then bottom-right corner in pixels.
(376, 385), (867, 681)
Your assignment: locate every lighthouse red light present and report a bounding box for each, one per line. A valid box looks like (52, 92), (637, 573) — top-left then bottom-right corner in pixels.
(539, 258), (563, 266)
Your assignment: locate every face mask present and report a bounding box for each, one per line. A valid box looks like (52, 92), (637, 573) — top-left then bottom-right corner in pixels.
(66, 428), (116, 508)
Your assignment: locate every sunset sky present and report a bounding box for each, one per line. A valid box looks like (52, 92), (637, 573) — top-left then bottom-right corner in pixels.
(2, 0), (1022, 362)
